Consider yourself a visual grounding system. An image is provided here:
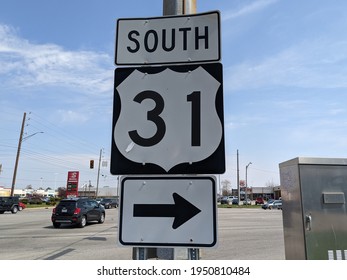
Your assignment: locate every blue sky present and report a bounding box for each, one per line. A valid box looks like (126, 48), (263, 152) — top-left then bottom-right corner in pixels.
(1, 0), (347, 190)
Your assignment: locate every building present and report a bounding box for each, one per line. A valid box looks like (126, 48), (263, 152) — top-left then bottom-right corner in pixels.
(230, 186), (281, 200)
(0, 186), (57, 197)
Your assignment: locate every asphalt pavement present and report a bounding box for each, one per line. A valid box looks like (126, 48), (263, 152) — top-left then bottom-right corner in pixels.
(0, 207), (285, 260)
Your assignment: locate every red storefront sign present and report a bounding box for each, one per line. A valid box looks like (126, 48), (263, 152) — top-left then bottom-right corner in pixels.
(66, 171), (79, 197)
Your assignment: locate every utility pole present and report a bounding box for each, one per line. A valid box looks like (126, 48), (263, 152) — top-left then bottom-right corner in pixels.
(11, 112), (26, 196)
(245, 162), (252, 203)
(95, 148), (102, 198)
(237, 149), (240, 204)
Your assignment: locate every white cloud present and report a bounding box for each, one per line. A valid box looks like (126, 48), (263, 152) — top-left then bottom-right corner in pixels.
(0, 24), (113, 95)
(57, 110), (89, 124)
(224, 38), (347, 91)
(223, 0), (278, 21)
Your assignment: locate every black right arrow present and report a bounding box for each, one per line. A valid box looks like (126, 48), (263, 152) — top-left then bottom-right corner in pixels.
(133, 192), (201, 229)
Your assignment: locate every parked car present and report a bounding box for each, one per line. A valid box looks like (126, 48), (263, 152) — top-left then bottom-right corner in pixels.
(28, 197), (44, 204)
(220, 196), (237, 205)
(100, 198), (118, 209)
(271, 200), (283, 210)
(51, 197), (105, 228)
(262, 199), (273, 209)
(255, 197), (265, 205)
(41, 197), (51, 203)
(0, 196), (20, 214)
(232, 198), (239, 205)
(18, 201), (26, 211)
(262, 199), (282, 210)
(243, 198), (252, 205)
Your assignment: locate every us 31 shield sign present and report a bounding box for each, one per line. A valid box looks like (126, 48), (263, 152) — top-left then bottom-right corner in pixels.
(111, 63), (225, 175)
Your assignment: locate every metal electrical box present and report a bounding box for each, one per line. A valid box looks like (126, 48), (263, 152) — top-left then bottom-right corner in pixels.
(279, 157), (347, 260)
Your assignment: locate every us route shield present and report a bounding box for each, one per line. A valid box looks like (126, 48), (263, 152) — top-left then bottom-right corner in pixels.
(111, 63), (225, 175)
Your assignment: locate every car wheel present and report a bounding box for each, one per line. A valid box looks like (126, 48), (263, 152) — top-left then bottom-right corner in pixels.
(0, 211), (4, 214)
(98, 213), (105, 224)
(53, 222), (61, 228)
(78, 215), (87, 228)
(12, 206), (18, 214)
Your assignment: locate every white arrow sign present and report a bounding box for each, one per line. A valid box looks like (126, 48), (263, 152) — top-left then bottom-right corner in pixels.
(111, 63), (224, 174)
(118, 176), (217, 247)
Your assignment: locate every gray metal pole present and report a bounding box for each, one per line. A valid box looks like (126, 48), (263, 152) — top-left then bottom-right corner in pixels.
(163, 0), (182, 15)
(95, 148), (102, 198)
(11, 112), (26, 196)
(184, 0), (199, 262)
(161, 0), (199, 260)
(127, 0), (201, 261)
(237, 150), (240, 205)
(184, 0), (196, 14)
(163, 0), (196, 15)
(245, 162), (252, 204)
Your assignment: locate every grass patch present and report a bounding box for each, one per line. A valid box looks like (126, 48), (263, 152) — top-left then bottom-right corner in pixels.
(217, 204), (261, 209)
(24, 204), (55, 209)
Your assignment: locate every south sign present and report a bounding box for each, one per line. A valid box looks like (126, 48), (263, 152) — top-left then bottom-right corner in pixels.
(115, 11), (221, 65)
(110, 63), (225, 175)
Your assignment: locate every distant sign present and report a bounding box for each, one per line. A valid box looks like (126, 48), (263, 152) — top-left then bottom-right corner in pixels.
(66, 171), (79, 197)
(118, 176), (217, 247)
(115, 11), (221, 65)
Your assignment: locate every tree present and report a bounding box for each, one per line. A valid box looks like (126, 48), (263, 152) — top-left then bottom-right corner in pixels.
(221, 179), (232, 196)
(56, 187), (66, 198)
(265, 180), (276, 188)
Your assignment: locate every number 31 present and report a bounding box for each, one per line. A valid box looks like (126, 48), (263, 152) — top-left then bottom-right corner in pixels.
(128, 90), (201, 147)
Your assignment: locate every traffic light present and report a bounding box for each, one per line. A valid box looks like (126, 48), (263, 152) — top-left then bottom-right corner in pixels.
(90, 160), (94, 169)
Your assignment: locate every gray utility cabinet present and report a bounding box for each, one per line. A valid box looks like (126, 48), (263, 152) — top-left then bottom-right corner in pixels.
(279, 157), (347, 260)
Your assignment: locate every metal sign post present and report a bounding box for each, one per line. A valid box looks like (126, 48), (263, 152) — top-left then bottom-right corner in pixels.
(113, 0), (223, 260)
(166, 1), (201, 261)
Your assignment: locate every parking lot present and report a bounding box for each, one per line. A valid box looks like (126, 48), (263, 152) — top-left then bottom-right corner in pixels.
(0, 207), (285, 260)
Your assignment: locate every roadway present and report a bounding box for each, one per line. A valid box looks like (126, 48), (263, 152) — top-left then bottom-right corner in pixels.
(0, 207), (285, 260)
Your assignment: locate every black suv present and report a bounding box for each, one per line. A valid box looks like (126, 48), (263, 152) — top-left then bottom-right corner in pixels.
(100, 198), (118, 209)
(51, 198), (105, 228)
(0, 196), (20, 214)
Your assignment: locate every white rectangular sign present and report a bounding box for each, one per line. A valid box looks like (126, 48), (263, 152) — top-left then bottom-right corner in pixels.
(115, 11), (221, 65)
(118, 176), (217, 247)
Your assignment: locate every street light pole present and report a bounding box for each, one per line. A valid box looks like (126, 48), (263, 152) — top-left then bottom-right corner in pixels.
(95, 148), (103, 198)
(245, 162), (252, 203)
(237, 149), (240, 204)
